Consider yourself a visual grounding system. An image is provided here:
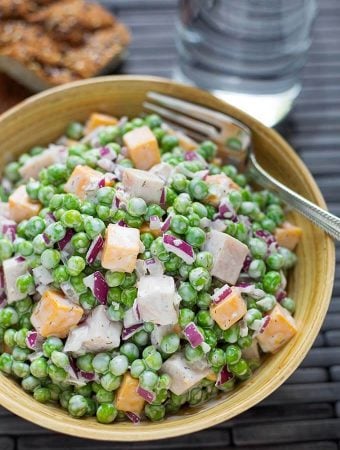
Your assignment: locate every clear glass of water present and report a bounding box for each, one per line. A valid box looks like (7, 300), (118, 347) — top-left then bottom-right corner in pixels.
(174, 0), (317, 126)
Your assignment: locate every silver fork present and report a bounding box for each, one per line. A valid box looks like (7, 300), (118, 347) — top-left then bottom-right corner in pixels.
(144, 91), (340, 241)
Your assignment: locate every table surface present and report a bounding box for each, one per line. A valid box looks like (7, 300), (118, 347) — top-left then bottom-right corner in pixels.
(0, 1), (340, 449)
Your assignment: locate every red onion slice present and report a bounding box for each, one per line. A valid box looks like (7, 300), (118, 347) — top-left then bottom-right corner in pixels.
(218, 199), (235, 219)
(259, 315), (271, 334)
(26, 331), (44, 350)
(98, 178), (106, 188)
(149, 215), (161, 231)
(137, 385), (156, 404)
(215, 366), (234, 387)
(83, 271), (108, 305)
(117, 220), (128, 227)
(160, 188), (166, 208)
(125, 411), (141, 424)
(86, 235), (104, 264)
(161, 212), (174, 233)
(122, 323), (143, 340)
(212, 284), (232, 304)
(183, 322), (204, 348)
(58, 229), (75, 250)
(1, 221), (16, 242)
(163, 234), (195, 264)
(0, 266), (4, 290)
(45, 212), (56, 225)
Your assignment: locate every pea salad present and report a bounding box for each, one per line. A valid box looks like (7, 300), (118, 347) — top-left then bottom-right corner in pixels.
(0, 112), (301, 424)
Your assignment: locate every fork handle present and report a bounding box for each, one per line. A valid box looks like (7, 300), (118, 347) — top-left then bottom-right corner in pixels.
(248, 153), (340, 241)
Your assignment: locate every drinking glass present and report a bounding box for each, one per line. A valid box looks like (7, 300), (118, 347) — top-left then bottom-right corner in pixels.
(174, 0), (317, 126)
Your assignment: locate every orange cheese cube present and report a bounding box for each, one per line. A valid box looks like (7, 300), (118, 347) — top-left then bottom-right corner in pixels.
(275, 221), (302, 250)
(257, 304), (297, 353)
(64, 165), (103, 200)
(206, 371), (217, 382)
(123, 126), (160, 170)
(205, 173), (240, 206)
(115, 373), (145, 415)
(8, 185), (41, 223)
(31, 289), (83, 338)
(101, 224), (140, 273)
(84, 112), (118, 134)
(167, 128), (198, 151)
(210, 287), (247, 330)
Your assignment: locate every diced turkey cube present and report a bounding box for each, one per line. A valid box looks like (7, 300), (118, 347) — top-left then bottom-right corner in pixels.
(0, 202), (10, 219)
(161, 352), (211, 395)
(123, 125), (160, 170)
(257, 304), (297, 353)
(3, 256), (29, 303)
(242, 340), (261, 362)
(116, 373), (145, 415)
(205, 173), (240, 206)
(64, 305), (122, 355)
(275, 221), (302, 250)
(149, 162), (174, 182)
(64, 165), (103, 200)
(122, 168), (164, 204)
(31, 289), (83, 338)
(101, 224), (140, 272)
(203, 229), (249, 284)
(84, 112), (118, 134)
(8, 185), (41, 223)
(19, 147), (64, 181)
(210, 287), (247, 330)
(137, 275), (178, 325)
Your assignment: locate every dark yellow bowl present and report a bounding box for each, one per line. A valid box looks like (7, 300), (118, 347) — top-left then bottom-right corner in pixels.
(0, 76), (334, 441)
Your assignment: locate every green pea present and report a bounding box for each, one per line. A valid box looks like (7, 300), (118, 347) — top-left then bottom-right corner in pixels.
(192, 202), (208, 218)
(139, 370), (158, 389)
(266, 252), (285, 270)
(145, 404), (165, 421)
(26, 180), (41, 200)
(42, 337), (63, 358)
(256, 294), (276, 312)
(109, 355), (129, 376)
(67, 256), (85, 276)
(63, 194), (81, 211)
(160, 333), (180, 355)
(74, 383), (92, 397)
(121, 287), (137, 309)
(189, 267), (211, 291)
(171, 173), (188, 193)
(121, 272), (137, 289)
(238, 335), (253, 349)
(14, 328), (28, 348)
(261, 217), (276, 233)
(51, 351), (69, 369)
(229, 358), (250, 378)
(80, 201), (96, 216)
(16, 273), (34, 295)
(144, 351), (163, 371)
(150, 237), (169, 261)
(127, 197), (147, 217)
(185, 227), (206, 247)
(96, 387), (114, 404)
(99, 126), (119, 145)
(5, 161), (20, 182)
(178, 282), (197, 306)
(266, 204), (284, 225)
(71, 232), (90, 254)
(44, 222), (66, 243)
(197, 140), (217, 161)
(40, 249), (61, 269)
(0, 353), (13, 374)
(207, 348), (225, 367)
(48, 363), (67, 382)
(178, 308), (195, 328)
(30, 357), (48, 378)
(96, 187), (115, 206)
(4, 328), (16, 348)
(184, 344), (204, 362)
(68, 394), (88, 417)
(34, 387), (51, 403)
(38, 185), (56, 205)
(132, 330), (149, 347)
(16, 239), (34, 257)
(92, 352), (111, 374)
(66, 122), (84, 140)
(188, 178), (208, 200)
(248, 259), (266, 279)
(188, 387), (203, 405)
(248, 237), (268, 259)
(120, 343), (139, 364)
(84, 217), (105, 239)
(196, 310), (214, 328)
(53, 265), (70, 284)
(0, 239), (13, 261)
(76, 354), (94, 372)
(12, 361), (30, 378)
(22, 375), (40, 392)
(130, 359), (146, 378)
(225, 345), (242, 365)
(222, 324), (240, 343)
(203, 328), (217, 348)
(32, 234), (49, 254)
(263, 271), (281, 294)
(80, 290), (97, 310)
(170, 214), (189, 234)
(96, 403), (117, 423)
(0, 307), (19, 328)
(105, 271), (125, 288)
(161, 134), (179, 152)
(140, 232), (154, 250)
(197, 292), (212, 310)
(279, 247), (297, 269)
(60, 391), (73, 410)
(100, 373), (121, 392)
(107, 287), (122, 305)
(281, 297), (296, 314)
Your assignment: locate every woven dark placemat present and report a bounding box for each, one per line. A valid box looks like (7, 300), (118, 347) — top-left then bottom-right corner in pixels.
(1, 0), (339, 449)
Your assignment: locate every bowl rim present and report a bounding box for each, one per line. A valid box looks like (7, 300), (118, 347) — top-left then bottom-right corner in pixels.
(0, 75), (335, 441)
